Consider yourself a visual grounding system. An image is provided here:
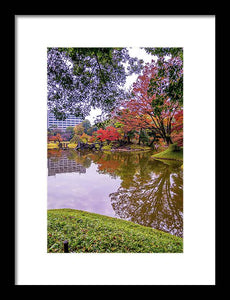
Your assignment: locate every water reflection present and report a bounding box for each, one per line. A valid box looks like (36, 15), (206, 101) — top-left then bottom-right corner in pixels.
(47, 149), (183, 237)
(110, 159), (183, 237)
(48, 151), (86, 176)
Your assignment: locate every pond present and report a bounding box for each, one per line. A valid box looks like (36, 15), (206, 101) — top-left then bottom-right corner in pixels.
(47, 149), (183, 237)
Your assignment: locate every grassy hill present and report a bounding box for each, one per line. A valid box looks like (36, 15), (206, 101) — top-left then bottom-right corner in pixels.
(152, 144), (183, 161)
(47, 209), (183, 253)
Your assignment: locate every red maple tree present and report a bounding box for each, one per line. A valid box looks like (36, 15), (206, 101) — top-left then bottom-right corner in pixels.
(95, 126), (121, 142)
(171, 109), (183, 147)
(113, 60), (182, 145)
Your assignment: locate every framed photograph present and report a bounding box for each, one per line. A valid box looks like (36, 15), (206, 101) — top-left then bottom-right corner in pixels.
(15, 15), (215, 285)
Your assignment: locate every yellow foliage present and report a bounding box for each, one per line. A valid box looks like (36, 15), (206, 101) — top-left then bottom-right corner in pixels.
(80, 133), (91, 143)
(47, 143), (59, 149)
(68, 143), (77, 149)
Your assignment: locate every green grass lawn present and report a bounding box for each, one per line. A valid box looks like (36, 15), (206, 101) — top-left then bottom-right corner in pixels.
(47, 209), (183, 253)
(152, 144), (183, 161)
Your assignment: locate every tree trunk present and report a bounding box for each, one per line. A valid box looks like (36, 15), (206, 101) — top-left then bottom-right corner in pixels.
(138, 137), (141, 145)
(148, 139), (155, 149)
(165, 135), (173, 145)
(138, 129), (142, 145)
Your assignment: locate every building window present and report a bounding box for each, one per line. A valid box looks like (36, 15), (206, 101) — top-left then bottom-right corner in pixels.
(48, 112), (83, 130)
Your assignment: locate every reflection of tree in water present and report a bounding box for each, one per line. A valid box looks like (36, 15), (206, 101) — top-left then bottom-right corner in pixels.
(67, 149), (92, 168)
(109, 159), (183, 237)
(52, 149), (183, 237)
(95, 151), (152, 185)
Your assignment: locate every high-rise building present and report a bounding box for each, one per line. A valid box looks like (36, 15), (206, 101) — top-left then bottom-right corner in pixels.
(47, 111), (83, 130)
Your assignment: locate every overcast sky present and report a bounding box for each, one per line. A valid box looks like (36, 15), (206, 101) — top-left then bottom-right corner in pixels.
(87, 47), (154, 124)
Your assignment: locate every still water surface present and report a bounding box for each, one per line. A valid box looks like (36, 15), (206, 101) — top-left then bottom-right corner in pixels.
(47, 149), (183, 237)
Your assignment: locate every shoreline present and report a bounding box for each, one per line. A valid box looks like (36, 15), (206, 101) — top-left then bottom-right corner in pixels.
(152, 156), (183, 161)
(48, 144), (183, 162)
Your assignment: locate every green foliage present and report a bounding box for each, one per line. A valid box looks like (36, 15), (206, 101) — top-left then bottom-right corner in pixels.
(65, 126), (74, 133)
(145, 48), (183, 107)
(102, 143), (112, 151)
(87, 125), (98, 136)
(95, 118), (112, 129)
(169, 143), (181, 152)
(82, 119), (91, 134)
(139, 129), (150, 145)
(48, 47), (143, 119)
(114, 121), (123, 128)
(47, 209), (183, 253)
(144, 47), (183, 60)
(70, 135), (80, 144)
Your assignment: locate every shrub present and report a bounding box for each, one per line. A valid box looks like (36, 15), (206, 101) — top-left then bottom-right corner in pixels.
(80, 133), (91, 144)
(169, 143), (180, 152)
(95, 143), (100, 150)
(68, 143), (77, 149)
(102, 144), (112, 150)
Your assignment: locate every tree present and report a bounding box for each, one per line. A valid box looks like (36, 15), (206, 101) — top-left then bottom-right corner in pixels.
(144, 47), (183, 60)
(144, 47), (183, 107)
(47, 47), (143, 120)
(113, 55), (183, 146)
(74, 123), (84, 136)
(114, 121), (138, 144)
(79, 132), (91, 144)
(48, 135), (56, 142)
(55, 133), (63, 143)
(66, 126), (74, 133)
(64, 126), (74, 140)
(95, 126), (121, 143)
(171, 109), (183, 147)
(87, 125), (98, 136)
(81, 119), (91, 134)
(48, 133), (63, 143)
(70, 123), (84, 143)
